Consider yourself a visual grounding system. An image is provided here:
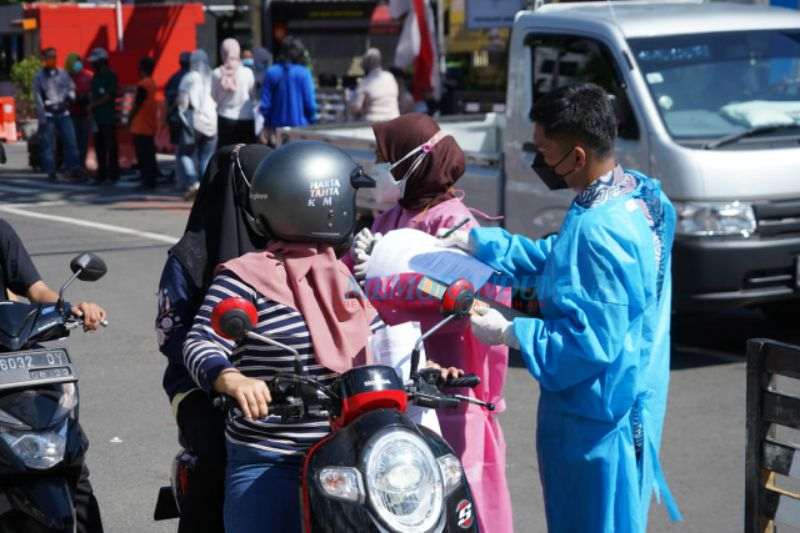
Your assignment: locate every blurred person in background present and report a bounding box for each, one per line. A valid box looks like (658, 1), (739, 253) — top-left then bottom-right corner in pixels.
(130, 56), (160, 190)
(87, 47), (120, 185)
(347, 48), (399, 123)
(241, 49), (254, 69)
(33, 47), (83, 182)
(178, 50), (218, 200)
(65, 52), (93, 170)
(247, 47), (272, 140)
(259, 37), (316, 143)
(166, 51), (192, 186)
(389, 66), (416, 115)
(212, 38), (256, 147)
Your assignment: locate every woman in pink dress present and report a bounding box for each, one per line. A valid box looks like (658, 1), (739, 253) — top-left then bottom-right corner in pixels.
(353, 113), (514, 533)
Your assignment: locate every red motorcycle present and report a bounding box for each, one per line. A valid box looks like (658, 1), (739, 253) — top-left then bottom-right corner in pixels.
(156, 278), (491, 532)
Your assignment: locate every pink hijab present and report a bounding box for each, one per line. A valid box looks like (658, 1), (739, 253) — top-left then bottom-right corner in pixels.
(219, 38), (241, 92)
(220, 241), (375, 374)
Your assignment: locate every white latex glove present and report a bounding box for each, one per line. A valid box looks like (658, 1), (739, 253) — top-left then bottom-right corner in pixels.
(353, 249), (370, 281)
(470, 306), (519, 349)
(434, 228), (474, 253)
(353, 228), (382, 256)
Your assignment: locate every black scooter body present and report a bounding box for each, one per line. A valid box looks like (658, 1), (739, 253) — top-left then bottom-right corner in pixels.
(0, 253), (106, 532)
(304, 408), (479, 533)
(0, 304), (85, 532)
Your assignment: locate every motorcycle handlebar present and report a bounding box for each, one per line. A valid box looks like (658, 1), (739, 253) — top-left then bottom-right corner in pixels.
(417, 368), (481, 389)
(443, 374), (481, 389)
(212, 388), (305, 419)
(65, 318), (109, 330)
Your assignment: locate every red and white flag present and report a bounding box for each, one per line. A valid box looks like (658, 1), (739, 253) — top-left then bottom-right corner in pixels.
(390, 0), (440, 102)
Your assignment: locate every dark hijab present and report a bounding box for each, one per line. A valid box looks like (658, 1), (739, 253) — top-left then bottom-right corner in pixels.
(169, 144), (271, 293)
(372, 113), (465, 211)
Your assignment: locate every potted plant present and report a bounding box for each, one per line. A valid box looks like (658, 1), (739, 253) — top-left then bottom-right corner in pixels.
(11, 56), (42, 139)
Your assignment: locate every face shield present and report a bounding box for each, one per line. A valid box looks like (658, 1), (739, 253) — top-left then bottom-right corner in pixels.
(372, 130), (449, 207)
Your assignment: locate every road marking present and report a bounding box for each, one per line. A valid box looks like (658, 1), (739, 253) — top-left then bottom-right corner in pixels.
(0, 204), (179, 244)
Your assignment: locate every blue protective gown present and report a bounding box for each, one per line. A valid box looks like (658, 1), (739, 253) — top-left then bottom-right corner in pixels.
(471, 167), (682, 532)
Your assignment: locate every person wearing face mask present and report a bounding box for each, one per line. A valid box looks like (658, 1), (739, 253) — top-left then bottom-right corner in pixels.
(241, 49), (255, 69)
(437, 83), (682, 532)
(87, 47), (120, 185)
(65, 53), (93, 170)
(350, 113), (514, 533)
(33, 47), (84, 182)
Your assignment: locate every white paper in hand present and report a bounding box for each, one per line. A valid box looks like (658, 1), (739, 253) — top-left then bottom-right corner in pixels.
(366, 228), (494, 289)
(371, 323), (441, 434)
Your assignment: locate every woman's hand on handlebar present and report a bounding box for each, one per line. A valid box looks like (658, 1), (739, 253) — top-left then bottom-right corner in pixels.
(71, 302), (107, 331)
(213, 369), (271, 420)
(425, 360), (464, 381)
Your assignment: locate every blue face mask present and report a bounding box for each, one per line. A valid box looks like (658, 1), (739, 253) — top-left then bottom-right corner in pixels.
(242, 58), (255, 68)
(71, 61), (83, 73)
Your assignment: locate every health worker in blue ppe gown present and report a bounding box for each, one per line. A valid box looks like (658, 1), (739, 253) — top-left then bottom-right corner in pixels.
(437, 83), (683, 532)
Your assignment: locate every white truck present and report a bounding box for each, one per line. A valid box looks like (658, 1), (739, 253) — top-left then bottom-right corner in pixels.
(282, 1), (800, 316)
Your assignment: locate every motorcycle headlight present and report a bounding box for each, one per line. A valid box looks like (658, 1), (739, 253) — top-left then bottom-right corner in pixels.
(363, 430), (443, 533)
(674, 201), (756, 237)
(0, 423), (67, 470)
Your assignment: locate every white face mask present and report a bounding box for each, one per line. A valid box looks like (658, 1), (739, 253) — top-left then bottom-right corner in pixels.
(372, 162), (406, 207)
(370, 130), (449, 210)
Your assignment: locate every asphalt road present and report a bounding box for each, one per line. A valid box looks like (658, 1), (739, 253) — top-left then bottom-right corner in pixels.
(1, 142), (799, 533)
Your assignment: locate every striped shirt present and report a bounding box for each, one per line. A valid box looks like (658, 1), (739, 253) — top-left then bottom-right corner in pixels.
(183, 270), (381, 456)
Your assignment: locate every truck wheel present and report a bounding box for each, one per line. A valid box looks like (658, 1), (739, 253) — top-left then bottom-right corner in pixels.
(762, 300), (800, 325)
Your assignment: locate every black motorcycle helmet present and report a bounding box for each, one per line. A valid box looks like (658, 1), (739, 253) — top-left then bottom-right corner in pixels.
(247, 141), (375, 245)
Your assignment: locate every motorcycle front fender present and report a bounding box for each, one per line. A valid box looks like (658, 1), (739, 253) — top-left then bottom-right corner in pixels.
(2, 477), (75, 531)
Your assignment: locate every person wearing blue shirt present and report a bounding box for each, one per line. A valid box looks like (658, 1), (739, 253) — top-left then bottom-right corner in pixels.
(259, 37), (316, 135)
(438, 83), (682, 532)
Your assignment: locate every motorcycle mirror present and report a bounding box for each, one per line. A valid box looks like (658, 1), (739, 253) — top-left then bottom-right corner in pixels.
(411, 278), (475, 378)
(440, 278), (475, 318)
(70, 253), (107, 282)
(212, 298), (258, 341)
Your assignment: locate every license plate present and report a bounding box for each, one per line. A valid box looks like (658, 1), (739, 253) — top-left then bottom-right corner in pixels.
(0, 349), (76, 391)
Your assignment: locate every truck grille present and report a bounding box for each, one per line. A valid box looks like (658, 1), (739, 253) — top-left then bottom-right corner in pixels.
(745, 266), (796, 291)
(754, 200), (800, 237)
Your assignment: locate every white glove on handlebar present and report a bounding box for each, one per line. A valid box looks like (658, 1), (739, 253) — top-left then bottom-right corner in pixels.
(470, 306), (519, 349)
(435, 228), (474, 254)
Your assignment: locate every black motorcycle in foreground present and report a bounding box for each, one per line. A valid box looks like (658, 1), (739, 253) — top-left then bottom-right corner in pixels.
(155, 277), (491, 532)
(0, 253), (107, 532)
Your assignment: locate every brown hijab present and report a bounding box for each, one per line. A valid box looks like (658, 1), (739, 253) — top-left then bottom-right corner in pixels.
(372, 113), (465, 211)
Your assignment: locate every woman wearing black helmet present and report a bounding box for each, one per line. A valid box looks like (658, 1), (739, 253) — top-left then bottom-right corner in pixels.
(181, 141), (460, 532)
(155, 143), (270, 533)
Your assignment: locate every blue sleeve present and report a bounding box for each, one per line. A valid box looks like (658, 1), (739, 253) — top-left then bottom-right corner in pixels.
(260, 71), (272, 127)
(512, 222), (646, 391)
(471, 227), (557, 279)
(183, 272), (253, 393)
(155, 255), (196, 365)
(301, 67), (317, 124)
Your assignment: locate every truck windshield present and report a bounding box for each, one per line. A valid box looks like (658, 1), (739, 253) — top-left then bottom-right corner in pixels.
(629, 30), (800, 145)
